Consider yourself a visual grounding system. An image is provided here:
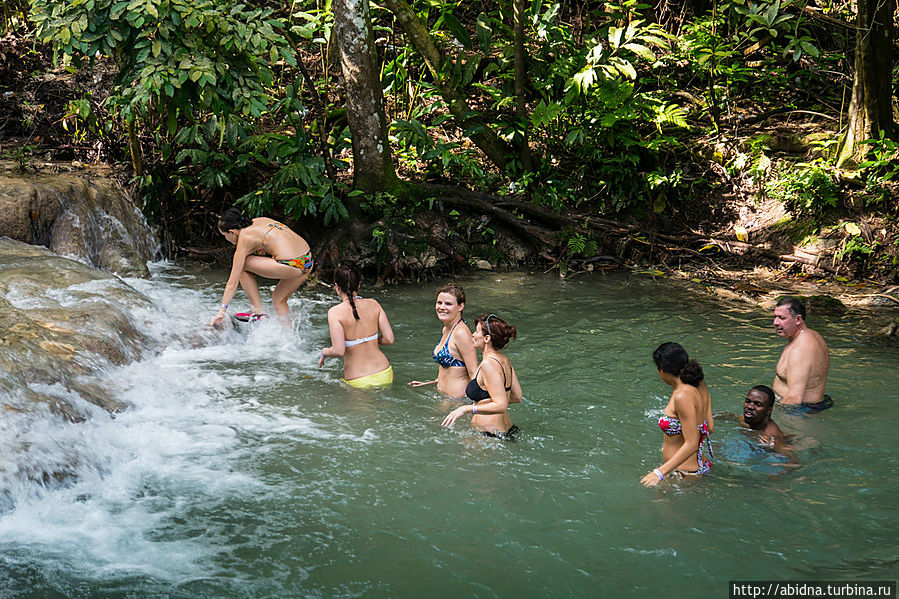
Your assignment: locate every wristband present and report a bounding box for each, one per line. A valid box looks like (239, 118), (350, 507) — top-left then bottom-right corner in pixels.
(472, 404), (478, 415)
(221, 304), (229, 311)
(653, 468), (664, 481)
(320, 350), (325, 360)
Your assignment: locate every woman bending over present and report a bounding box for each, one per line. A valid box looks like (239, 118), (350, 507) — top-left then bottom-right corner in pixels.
(208, 208), (312, 326)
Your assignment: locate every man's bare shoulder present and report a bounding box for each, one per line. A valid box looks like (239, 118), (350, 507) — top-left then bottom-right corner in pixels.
(766, 420), (785, 439)
(796, 328), (829, 354)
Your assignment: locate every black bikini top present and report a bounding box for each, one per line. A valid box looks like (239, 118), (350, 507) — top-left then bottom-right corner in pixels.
(465, 357), (511, 402)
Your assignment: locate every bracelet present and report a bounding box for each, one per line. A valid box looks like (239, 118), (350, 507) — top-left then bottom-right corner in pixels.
(221, 304), (229, 311)
(472, 404), (478, 415)
(653, 468), (665, 481)
(320, 350), (325, 360)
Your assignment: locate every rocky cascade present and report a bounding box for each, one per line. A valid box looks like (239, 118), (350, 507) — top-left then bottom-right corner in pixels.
(0, 164), (158, 278)
(0, 237), (155, 421)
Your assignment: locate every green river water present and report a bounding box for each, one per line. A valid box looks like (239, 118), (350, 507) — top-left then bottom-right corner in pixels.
(1, 267), (896, 597)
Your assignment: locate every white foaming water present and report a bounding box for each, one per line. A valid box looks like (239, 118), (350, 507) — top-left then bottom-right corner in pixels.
(0, 261), (335, 583)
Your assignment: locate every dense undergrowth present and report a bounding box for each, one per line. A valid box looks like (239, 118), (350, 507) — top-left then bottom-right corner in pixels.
(1, 0), (897, 282)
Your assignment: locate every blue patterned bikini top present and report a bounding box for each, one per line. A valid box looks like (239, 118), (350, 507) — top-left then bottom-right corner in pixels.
(433, 318), (466, 368)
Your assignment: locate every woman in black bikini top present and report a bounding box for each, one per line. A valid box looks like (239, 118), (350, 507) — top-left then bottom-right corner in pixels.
(442, 313), (522, 439)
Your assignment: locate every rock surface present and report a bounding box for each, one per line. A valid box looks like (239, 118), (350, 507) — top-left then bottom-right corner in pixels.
(0, 165), (158, 277)
(0, 237), (153, 418)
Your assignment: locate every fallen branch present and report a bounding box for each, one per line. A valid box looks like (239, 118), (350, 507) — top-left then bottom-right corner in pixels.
(422, 184), (557, 246)
(856, 293), (899, 305)
(778, 253), (839, 273)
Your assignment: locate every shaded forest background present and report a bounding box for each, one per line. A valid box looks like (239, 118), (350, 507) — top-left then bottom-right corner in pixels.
(1, 0), (897, 282)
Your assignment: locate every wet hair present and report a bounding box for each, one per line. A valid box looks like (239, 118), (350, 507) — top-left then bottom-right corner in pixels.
(652, 342), (704, 387)
(776, 296), (806, 320)
(334, 263), (361, 320)
(218, 207), (253, 233)
(750, 384), (776, 409)
(436, 284), (465, 309)
(475, 313), (517, 350)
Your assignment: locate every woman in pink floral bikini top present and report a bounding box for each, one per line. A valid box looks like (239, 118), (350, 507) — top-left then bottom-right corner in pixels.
(641, 342), (714, 486)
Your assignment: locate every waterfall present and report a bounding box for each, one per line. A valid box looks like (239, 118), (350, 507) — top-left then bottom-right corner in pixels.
(0, 249), (322, 582)
(0, 168), (160, 277)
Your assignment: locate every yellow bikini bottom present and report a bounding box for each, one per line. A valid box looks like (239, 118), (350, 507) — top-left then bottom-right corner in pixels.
(344, 365), (394, 389)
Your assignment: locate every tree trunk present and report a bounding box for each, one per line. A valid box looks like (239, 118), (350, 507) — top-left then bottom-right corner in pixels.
(837, 0), (894, 166)
(382, 0), (513, 172)
(512, 0), (534, 173)
(332, 0), (396, 192)
(127, 118), (143, 177)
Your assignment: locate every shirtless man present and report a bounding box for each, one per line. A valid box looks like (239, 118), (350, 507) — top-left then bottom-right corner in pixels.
(772, 296), (832, 410)
(741, 385), (784, 443)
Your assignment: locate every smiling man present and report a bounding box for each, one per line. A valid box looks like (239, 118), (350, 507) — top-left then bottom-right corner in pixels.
(772, 296), (832, 410)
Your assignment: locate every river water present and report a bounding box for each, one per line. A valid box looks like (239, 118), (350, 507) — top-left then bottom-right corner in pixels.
(1, 264), (896, 597)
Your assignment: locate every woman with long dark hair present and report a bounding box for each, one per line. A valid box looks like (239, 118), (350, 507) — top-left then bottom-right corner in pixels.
(442, 313), (522, 439)
(319, 264), (395, 389)
(641, 342), (714, 486)
(208, 207), (312, 326)
(409, 284), (478, 398)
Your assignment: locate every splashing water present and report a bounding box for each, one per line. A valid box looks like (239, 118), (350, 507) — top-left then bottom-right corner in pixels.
(1, 263), (897, 596)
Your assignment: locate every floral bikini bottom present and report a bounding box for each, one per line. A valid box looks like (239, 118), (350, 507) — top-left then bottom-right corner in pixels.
(275, 250), (314, 274)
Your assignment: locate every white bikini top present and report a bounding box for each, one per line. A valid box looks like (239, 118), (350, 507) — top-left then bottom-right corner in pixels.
(344, 332), (379, 347)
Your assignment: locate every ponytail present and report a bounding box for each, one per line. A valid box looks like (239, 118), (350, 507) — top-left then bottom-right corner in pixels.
(334, 263), (361, 320)
(653, 342), (704, 386)
(679, 359), (705, 387)
(474, 313), (517, 350)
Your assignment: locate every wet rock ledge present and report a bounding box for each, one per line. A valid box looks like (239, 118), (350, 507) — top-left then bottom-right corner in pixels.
(0, 164), (158, 277)
(0, 237), (154, 420)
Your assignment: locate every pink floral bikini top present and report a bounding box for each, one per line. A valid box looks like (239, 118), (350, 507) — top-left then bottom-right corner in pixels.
(658, 415), (714, 474)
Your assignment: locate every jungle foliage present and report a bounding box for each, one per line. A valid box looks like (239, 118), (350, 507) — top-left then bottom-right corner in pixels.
(12, 0), (899, 275)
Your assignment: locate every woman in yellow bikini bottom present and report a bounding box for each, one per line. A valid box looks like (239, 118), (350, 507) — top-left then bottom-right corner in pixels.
(319, 264), (395, 390)
(345, 365), (394, 389)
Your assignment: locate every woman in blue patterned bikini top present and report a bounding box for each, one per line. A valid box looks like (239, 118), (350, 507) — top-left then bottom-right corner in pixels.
(641, 342), (714, 486)
(409, 284), (478, 398)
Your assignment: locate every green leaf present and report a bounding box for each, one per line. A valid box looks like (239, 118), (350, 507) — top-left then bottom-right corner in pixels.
(608, 26), (624, 49)
(765, 3), (778, 26)
(111, 1), (129, 19)
(571, 67), (597, 92)
(800, 40), (819, 57)
(462, 124), (486, 137)
(475, 13), (492, 52)
(622, 43), (655, 61)
(530, 100), (564, 127)
(167, 108), (177, 134)
(612, 58), (637, 80)
(442, 12), (472, 50)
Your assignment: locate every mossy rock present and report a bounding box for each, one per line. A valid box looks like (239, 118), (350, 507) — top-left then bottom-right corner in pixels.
(804, 295), (847, 315)
(775, 294), (847, 315)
